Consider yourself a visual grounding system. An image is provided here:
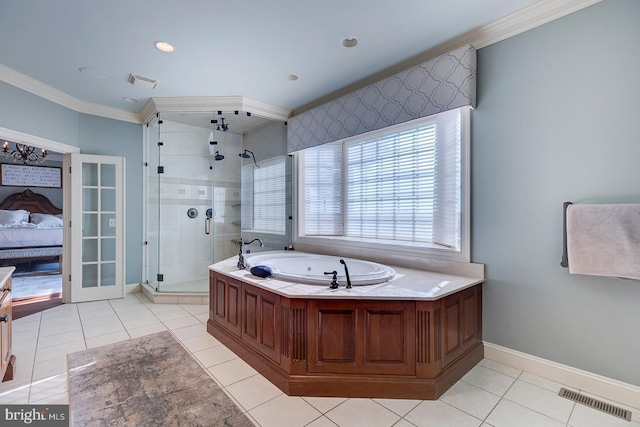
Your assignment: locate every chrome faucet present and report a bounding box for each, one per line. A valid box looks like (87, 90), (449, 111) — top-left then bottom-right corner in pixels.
(236, 237), (264, 269)
(339, 259), (353, 289)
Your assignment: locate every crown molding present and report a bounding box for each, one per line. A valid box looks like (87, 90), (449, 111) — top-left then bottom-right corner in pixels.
(0, 0), (600, 122)
(0, 126), (80, 154)
(140, 96), (291, 125)
(79, 102), (143, 124)
(292, 0), (602, 116)
(0, 64), (83, 111)
(0, 64), (143, 124)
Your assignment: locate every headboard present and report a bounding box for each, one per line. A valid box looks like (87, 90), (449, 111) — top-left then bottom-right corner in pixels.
(0, 189), (62, 215)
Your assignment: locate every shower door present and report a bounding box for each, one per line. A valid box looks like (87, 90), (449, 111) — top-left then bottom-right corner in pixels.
(145, 117), (214, 293)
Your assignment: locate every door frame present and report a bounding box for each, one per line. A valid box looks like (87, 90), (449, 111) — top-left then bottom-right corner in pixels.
(0, 127), (79, 303)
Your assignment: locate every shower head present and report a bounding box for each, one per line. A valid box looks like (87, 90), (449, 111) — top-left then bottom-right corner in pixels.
(214, 151), (225, 161)
(239, 149), (259, 168)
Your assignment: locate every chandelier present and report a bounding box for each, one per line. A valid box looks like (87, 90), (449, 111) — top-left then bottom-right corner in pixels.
(2, 141), (48, 165)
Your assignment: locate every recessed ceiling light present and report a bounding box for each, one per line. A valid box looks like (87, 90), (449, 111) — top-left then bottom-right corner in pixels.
(284, 74), (299, 81)
(154, 41), (175, 53)
(341, 37), (358, 48)
(79, 67), (108, 79)
(123, 97), (139, 103)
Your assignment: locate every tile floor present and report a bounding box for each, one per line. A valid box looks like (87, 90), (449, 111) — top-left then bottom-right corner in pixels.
(1, 292), (638, 427)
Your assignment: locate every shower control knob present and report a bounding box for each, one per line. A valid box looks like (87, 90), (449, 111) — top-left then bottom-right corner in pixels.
(187, 208), (198, 218)
(0, 314), (8, 323)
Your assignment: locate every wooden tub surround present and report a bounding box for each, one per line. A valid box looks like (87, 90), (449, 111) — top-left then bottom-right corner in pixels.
(207, 256), (484, 400)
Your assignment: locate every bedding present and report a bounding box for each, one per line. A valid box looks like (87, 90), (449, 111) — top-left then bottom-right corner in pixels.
(0, 209), (30, 225)
(0, 224), (63, 248)
(0, 190), (63, 265)
(29, 212), (63, 227)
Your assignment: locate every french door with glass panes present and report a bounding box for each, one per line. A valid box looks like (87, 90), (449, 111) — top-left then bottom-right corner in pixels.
(70, 154), (125, 302)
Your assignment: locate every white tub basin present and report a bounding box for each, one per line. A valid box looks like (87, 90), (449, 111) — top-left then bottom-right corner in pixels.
(245, 251), (395, 286)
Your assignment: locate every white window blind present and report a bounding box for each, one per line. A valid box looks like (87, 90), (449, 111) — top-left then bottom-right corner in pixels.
(345, 123), (437, 243)
(300, 108), (462, 249)
(432, 109), (461, 248)
(242, 156), (286, 234)
(303, 144), (343, 235)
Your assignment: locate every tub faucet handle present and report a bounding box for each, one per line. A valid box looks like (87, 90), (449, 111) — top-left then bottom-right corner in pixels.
(324, 271), (339, 289)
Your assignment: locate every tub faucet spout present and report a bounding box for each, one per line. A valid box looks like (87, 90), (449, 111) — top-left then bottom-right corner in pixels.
(236, 237), (265, 269)
(339, 259), (352, 289)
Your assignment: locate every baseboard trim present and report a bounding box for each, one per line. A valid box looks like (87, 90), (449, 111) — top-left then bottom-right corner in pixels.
(484, 341), (640, 409)
(125, 283), (141, 294)
(140, 282), (208, 305)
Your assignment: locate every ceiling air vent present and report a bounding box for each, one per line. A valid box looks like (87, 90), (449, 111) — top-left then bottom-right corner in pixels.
(127, 73), (159, 89)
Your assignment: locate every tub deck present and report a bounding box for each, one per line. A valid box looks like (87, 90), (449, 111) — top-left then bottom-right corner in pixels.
(209, 253), (483, 300)
(207, 253), (485, 400)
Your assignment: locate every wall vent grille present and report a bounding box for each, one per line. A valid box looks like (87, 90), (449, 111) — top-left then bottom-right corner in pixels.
(558, 388), (631, 421)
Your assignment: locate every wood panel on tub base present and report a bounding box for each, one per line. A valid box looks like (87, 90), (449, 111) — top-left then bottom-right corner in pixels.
(208, 271), (483, 400)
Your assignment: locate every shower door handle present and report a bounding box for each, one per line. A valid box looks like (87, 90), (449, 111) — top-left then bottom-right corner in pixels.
(205, 217), (211, 235)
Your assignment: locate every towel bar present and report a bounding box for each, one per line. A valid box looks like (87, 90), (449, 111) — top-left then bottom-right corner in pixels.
(560, 201), (573, 268)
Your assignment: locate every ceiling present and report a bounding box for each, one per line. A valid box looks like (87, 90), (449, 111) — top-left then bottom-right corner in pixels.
(0, 0), (595, 129)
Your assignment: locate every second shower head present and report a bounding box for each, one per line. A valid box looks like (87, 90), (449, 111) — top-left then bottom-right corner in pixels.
(214, 151), (225, 161)
(239, 149), (259, 168)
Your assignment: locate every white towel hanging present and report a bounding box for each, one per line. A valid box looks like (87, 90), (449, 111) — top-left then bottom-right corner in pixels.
(566, 203), (640, 280)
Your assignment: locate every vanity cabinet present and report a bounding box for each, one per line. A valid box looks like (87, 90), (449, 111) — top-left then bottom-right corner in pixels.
(0, 271), (15, 382)
(208, 270), (483, 399)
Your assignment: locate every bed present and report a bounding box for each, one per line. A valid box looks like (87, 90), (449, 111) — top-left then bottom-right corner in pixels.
(0, 189), (63, 269)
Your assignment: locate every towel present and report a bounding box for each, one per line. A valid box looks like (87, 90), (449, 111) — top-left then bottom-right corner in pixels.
(566, 204), (640, 280)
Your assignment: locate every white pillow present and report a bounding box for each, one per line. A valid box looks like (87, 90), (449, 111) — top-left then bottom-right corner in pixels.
(0, 209), (30, 225)
(30, 213), (63, 227)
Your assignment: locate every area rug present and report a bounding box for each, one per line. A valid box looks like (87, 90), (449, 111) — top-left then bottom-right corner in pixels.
(11, 274), (62, 298)
(67, 331), (254, 427)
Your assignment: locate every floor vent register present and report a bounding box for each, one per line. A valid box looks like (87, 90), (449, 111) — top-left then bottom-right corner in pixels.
(558, 387), (631, 421)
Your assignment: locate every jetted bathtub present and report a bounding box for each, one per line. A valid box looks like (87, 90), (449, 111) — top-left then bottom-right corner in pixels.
(245, 251), (395, 285)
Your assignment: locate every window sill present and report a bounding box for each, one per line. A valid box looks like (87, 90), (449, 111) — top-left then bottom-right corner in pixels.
(294, 235), (470, 265)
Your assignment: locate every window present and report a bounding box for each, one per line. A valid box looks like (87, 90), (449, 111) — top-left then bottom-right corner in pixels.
(242, 156), (286, 235)
(296, 107), (469, 261)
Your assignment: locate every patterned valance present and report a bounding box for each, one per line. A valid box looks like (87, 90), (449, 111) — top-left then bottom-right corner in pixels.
(288, 44), (476, 153)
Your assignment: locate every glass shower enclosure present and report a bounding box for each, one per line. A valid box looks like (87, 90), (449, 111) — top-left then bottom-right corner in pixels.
(144, 113), (242, 293)
(144, 111), (290, 294)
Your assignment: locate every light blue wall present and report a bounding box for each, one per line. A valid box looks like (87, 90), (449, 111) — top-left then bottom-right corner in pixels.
(473, 0), (640, 386)
(0, 81), (80, 145)
(78, 113), (143, 284)
(0, 82), (144, 284)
